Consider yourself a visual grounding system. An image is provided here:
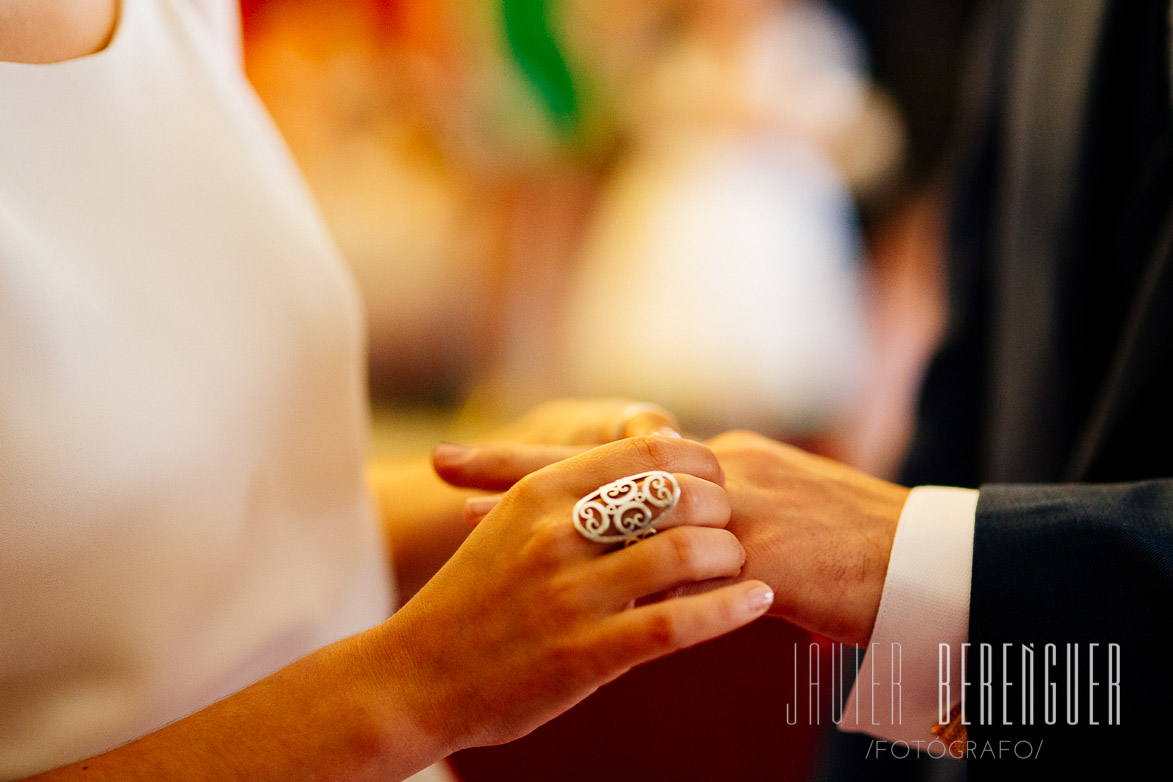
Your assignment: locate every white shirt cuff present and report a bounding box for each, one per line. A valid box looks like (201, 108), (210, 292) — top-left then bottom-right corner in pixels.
(837, 486), (977, 743)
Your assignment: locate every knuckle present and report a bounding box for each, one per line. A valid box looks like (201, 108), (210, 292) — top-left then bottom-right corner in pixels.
(524, 519), (577, 569)
(510, 472), (548, 506)
(712, 488), (732, 524)
(546, 637), (583, 674)
(710, 429), (757, 452)
(669, 482), (728, 529)
(554, 637), (615, 683)
(581, 643), (618, 681)
(712, 594), (738, 629)
(540, 515), (576, 547)
(670, 480), (698, 521)
(709, 528), (745, 570)
(477, 446), (516, 474)
(642, 610), (680, 650)
(691, 444), (722, 484)
(627, 434), (675, 472)
(667, 530), (704, 577)
(536, 576), (588, 621)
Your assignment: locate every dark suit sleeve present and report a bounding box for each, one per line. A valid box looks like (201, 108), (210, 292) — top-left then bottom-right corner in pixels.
(898, 1), (1011, 491)
(967, 480), (1173, 770)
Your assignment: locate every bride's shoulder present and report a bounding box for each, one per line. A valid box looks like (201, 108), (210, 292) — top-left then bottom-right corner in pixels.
(0, 0), (118, 64)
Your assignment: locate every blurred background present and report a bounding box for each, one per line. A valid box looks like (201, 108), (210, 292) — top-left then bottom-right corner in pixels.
(240, 0), (977, 778)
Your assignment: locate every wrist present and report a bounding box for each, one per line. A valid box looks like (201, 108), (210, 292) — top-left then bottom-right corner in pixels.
(850, 481), (910, 646)
(354, 618), (457, 773)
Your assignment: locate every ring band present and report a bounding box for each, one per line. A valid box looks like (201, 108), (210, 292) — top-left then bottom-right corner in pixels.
(573, 470), (681, 544)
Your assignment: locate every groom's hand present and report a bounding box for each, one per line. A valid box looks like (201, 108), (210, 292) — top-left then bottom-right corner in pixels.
(698, 431), (909, 647)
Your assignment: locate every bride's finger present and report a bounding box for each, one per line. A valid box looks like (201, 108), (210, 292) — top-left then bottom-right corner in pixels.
(470, 472), (727, 533)
(438, 436), (722, 498)
(594, 580), (775, 665)
(639, 474), (730, 532)
(531, 436), (725, 498)
(433, 442), (587, 491)
(589, 527), (744, 609)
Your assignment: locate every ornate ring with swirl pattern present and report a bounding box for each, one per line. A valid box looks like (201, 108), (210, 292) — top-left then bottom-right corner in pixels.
(572, 471), (681, 544)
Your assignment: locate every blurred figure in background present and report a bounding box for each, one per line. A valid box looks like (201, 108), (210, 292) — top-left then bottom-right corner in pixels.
(244, 0), (909, 446)
(828, 0), (978, 481)
(244, 0), (495, 404)
(557, 0), (900, 438)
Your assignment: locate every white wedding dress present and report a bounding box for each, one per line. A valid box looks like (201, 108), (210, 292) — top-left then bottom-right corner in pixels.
(0, 1), (438, 777)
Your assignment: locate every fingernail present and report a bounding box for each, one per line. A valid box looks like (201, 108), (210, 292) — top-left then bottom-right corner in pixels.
(433, 442), (471, 465)
(464, 495), (503, 527)
(653, 426), (683, 439)
(747, 584), (774, 612)
(465, 495), (500, 517)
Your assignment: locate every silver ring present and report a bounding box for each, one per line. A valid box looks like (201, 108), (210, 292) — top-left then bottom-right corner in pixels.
(572, 470), (681, 544)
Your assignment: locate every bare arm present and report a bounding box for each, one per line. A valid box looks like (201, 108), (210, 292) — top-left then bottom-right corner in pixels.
(28, 631), (441, 782)
(28, 437), (768, 781)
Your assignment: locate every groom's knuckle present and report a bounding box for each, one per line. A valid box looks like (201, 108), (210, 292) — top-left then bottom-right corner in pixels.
(710, 430), (755, 457)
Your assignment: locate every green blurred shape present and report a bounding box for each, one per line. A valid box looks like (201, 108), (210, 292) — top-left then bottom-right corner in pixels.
(501, 0), (580, 137)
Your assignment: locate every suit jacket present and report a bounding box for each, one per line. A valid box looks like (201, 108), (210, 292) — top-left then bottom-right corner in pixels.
(901, 0), (1173, 774)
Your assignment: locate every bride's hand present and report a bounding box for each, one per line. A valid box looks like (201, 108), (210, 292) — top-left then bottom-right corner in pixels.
(372, 436), (773, 754)
(370, 399), (680, 598)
